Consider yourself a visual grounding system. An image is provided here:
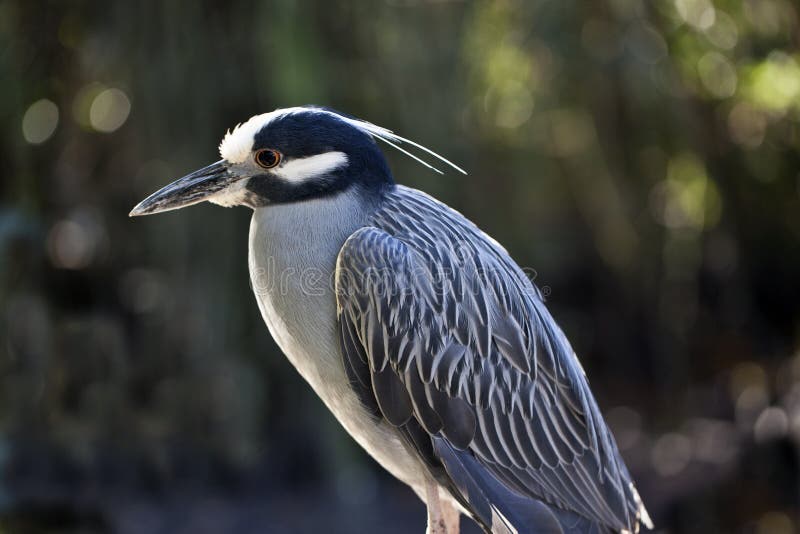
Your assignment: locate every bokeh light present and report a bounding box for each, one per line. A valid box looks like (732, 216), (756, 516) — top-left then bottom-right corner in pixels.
(45, 210), (105, 270)
(21, 98), (59, 144)
(743, 51), (800, 113)
(697, 51), (737, 98)
(703, 10), (738, 50)
(626, 24), (667, 65)
(649, 152), (721, 231)
(727, 102), (767, 148)
(89, 88), (131, 133)
(674, 0), (716, 30)
(651, 432), (693, 477)
(756, 511), (794, 534)
(754, 406), (789, 443)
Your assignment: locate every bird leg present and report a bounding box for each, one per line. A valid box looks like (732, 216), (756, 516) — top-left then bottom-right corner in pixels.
(425, 480), (460, 534)
(440, 498), (461, 534)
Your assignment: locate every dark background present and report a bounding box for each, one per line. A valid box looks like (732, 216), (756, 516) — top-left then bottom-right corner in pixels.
(2, 1), (799, 532)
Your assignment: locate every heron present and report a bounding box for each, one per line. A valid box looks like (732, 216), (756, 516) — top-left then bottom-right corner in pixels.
(130, 106), (652, 534)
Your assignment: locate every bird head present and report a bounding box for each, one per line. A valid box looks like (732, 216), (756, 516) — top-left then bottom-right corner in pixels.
(129, 106), (464, 216)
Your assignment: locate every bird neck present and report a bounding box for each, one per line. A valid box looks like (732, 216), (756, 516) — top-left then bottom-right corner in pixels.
(249, 186), (384, 277)
(247, 187), (381, 393)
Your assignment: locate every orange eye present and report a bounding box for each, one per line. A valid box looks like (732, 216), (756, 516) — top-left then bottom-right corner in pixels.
(254, 149), (281, 169)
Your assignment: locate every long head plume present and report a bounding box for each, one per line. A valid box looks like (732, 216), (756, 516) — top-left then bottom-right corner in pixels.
(335, 113), (467, 175)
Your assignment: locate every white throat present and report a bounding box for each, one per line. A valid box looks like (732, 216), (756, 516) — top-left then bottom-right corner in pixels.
(247, 189), (373, 389)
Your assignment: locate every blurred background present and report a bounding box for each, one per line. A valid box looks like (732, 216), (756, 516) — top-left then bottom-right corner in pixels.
(1, 0), (799, 532)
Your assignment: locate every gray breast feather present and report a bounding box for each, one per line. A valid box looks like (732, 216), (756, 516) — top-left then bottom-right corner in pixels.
(334, 186), (651, 533)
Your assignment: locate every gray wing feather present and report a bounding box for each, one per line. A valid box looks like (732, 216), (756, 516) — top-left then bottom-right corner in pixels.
(334, 187), (651, 533)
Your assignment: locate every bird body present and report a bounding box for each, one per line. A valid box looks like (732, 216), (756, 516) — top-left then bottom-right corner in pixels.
(131, 107), (652, 533)
(248, 189), (433, 496)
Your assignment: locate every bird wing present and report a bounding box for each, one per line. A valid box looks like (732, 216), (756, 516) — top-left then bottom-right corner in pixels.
(334, 188), (650, 533)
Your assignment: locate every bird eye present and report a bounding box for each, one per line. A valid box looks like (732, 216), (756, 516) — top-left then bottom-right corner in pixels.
(254, 149), (281, 169)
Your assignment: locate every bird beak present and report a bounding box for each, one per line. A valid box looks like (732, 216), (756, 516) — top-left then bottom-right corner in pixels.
(129, 160), (234, 216)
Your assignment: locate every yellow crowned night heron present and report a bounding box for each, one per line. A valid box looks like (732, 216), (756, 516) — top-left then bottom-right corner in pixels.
(130, 106), (652, 534)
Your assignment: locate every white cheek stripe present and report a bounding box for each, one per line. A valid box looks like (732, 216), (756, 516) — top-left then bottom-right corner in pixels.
(274, 151), (349, 183)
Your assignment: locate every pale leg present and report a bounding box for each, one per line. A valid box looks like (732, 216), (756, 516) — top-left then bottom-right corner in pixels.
(440, 495), (461, 534)
(425, 480), (460, 534)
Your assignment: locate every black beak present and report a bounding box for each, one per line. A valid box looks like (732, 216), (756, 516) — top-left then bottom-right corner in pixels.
(129, 160), (234, 216)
